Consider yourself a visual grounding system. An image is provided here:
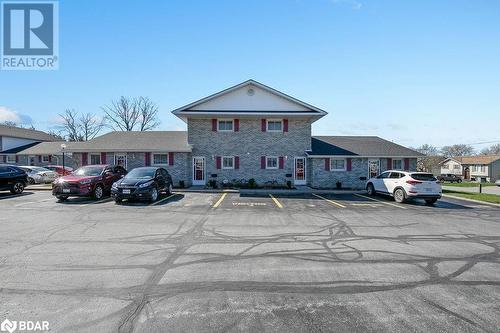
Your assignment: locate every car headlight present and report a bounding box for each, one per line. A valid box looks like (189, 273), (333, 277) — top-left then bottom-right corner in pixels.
(79, 179), (92, 185)
(112, 182), (118, 188)
(138, 181), (153, 188)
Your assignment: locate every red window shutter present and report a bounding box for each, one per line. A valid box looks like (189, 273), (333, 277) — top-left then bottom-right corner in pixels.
(16, 155), (19, 163)
(387, 158), (392, 170)
(234, 119), (239, 132)
(212, 119), (217, 131)
(347, 158), (352, 171)
(261, 156), (266, 169)
(261, 119), (266, 132)
(283, 119), (288, 132)
(279, 156), (284, 169)
(404, 158), (410, 171)
(82, 153), (88, 166)
(235, 156), (240, 169)
(101, 152), (107, 164)
(216, 156), (221, 169)
(325, 158), (330, 171)
(38, 155), (42, 163)
(168, 152), (174, 166)
(145, 152), (151, 166)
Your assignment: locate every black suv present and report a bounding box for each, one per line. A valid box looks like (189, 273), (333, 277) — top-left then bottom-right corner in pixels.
(437, 174), (463, 183)
(111, 167), (173, 203)
(0, 165), (28, 194)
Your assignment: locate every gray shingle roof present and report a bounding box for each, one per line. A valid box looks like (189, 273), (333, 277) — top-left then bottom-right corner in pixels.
(310, 136), (423, 157)
(0, 125), (58, 141)
(16, 131), (191, 154)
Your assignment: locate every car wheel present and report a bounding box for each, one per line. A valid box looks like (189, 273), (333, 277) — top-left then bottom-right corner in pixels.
(150, 187), (158, 202)
(28, 177), (35, 185)
(425, 198), (438, 205)
(367, 183), (375, 196)
(115, 198), (122, 204)
(393, 188), (406, 203)
(167, 184), (173, 195)
(458, 179), (462, 183)
(10, 181), (25, 194)
(93, 185), (104, 200)
(57, 195), (68, 201)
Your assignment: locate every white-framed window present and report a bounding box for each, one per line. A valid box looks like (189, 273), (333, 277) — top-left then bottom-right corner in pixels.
(222, 156), (234, 169)
(392, 159), (403, 170)
(330, 159), (346, 171)
(153, 153), (169, 165)
(90, 154), (101, 165)
(453, 165), (461, 170)
(42, 155), (50, 163)
(442, 164), (449, 169)
(267, 119), (283, 132)
(266, 156), (278, 169)
(218, 119), (234, 132)
(114, 154), (127, 169)
(6, 155), (16, 163)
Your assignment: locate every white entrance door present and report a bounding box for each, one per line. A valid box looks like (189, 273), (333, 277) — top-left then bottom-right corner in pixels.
(368, 159), (380, 178)
(294, 157), (306, 185)
(192, 157), (206, 185)
(114, 154), (127, 169)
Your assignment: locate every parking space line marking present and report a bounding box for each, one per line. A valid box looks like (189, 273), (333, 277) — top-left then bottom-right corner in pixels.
(14, 201), (36, 207)
(269, 194), (283, 208)
(354, 194), (407, 209)
(312, 193), (346, 208)
(351, 203), (382, 207)
(152, 193), (178, 206)
(213, 193), (227, 208)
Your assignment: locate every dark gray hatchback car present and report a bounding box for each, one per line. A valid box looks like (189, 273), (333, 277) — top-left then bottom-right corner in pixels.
(111, 167), (173, 203)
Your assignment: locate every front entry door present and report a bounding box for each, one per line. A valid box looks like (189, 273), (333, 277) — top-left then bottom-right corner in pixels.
(192, 157), (205, 185)
(294, 157), (306, 185)
(368, 159), (380, 178)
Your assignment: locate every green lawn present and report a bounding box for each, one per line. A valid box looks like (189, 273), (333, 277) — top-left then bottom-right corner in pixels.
(443, 182), (496, 187)
(443, 189), (500, 204)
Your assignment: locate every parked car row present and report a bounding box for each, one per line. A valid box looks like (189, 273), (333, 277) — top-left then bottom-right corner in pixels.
(436, 174), (463, 183)
(52, 164), (173, 203)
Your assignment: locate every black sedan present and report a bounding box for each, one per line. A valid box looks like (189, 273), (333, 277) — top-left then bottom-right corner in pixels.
(111, 167), (173, 203)
(0, 165), (28, 194)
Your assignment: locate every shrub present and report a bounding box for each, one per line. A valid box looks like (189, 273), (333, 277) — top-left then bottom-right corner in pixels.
(179, 180), (185, 188)
(208, 179), (217, 188)
(336, 181), (342, 189)
(286, 180), (292, 189)
(248, 178), (256, 189)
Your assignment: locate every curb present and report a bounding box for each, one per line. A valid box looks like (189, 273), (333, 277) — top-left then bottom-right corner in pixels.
(442, 194), (500, 207)
(26, 187), (52, 191)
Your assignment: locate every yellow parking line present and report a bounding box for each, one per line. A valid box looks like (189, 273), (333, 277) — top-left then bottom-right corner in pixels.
(269, 194), (283, 208)
(152, 193), (178, 206)
(312, 193), (346, 208)
(354, 194), (407, 209)
(212, 193), (227, 208)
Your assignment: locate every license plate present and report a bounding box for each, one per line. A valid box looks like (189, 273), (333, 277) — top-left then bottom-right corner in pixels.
(62, 189), (70, 193)
(122, 189), (131, 194)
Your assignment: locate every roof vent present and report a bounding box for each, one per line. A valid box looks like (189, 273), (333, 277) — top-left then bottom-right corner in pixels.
(247, 88), (255, 96)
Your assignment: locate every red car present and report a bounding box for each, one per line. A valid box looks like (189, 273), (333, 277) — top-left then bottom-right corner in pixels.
(46, 165), (73, 176)
(52, 164), (127, 201)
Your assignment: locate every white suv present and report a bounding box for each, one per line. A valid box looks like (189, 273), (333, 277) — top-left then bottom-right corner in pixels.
(366, 170), (442, 205)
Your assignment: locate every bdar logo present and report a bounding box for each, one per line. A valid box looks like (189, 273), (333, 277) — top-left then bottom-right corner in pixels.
(0, 319), (17, 333)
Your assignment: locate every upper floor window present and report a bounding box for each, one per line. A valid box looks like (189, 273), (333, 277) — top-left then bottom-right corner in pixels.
(442, 164), (449, 169)
(330, 159), (346, 171)
(218, 120), (233, 132)
(392, 159), (402, 170)
(153, 154), (169, 165)
(267, 120), (283, 132)
(453, 165), (461, 170)
(222, 156), (234, 169)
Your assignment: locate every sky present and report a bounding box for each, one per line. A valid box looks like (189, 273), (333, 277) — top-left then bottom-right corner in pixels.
(0, 0), (499, 150)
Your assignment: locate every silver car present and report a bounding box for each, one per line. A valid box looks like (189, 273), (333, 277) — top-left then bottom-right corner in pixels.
(19, 166), (58, 184)
(496, 179), (500, 187)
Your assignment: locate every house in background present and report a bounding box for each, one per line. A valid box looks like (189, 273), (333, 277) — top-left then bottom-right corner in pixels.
(439, 155), (500, 182)
(0, 125), (58, 164)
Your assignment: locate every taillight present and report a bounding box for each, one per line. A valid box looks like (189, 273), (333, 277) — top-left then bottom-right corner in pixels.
(406, 180), (422, 185)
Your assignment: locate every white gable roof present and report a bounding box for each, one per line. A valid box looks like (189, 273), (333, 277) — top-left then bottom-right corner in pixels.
(172, 80), (327, 117)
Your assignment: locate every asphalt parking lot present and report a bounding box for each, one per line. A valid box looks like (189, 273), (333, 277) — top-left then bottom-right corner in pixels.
(0, 190), (499, 332)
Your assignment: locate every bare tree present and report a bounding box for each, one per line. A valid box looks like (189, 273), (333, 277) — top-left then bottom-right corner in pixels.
(136, 97), (160, 131)
(480, 144), (500, 155)
(47, 129), (65, 141)
(79, 112), (104, 141)
(101, 96), (160, 131)
(412, 144), (443, 172)
(59, 109), (82, 141)
(1, 120), (18, 127)
(440, 144), (475, 157)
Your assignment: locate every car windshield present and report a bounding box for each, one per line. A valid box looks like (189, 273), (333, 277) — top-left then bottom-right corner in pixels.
(73, 166), (104, 176)
(411, 173), (437, 181)
(125, 168), (155, 179)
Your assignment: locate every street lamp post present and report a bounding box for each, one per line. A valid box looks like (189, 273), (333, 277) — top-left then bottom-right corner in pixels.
(61, 144), (67, 174)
